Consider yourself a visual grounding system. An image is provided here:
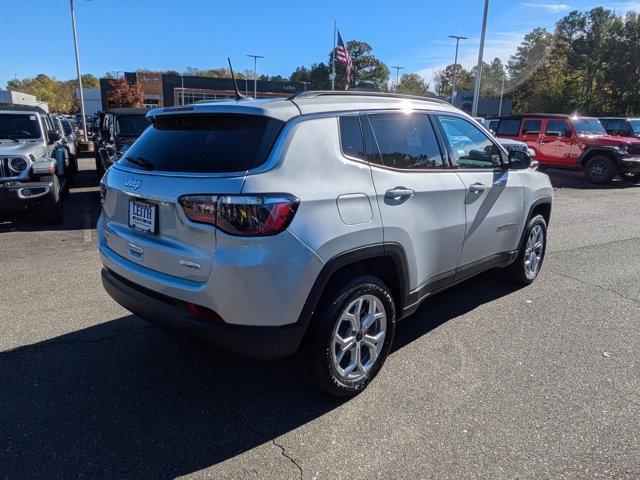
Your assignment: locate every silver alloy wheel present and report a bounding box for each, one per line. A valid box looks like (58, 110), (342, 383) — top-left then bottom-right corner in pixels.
(524, 224), (544, 278)
(330, 294), (387, 381)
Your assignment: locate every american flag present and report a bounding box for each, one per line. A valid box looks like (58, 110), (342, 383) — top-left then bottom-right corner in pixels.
(335, 30), (352, 89)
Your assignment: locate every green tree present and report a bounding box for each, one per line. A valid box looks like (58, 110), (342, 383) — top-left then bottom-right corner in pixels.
(396, 73), (431, 96)
(290, 63), (331, 89)
(331, 40), (389, 90)
(433, 64), (474, 96)
(7, 74), (74, 113)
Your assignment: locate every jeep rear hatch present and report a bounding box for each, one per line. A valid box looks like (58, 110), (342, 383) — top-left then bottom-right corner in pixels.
(117, 113), (284, 173)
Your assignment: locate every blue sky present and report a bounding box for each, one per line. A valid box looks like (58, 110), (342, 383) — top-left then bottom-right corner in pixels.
(1, 0), (639, 89)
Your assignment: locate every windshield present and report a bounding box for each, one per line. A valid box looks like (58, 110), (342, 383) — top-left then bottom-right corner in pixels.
(0, 113), (42, 139)
(118, 114), (284, 173)
(573, 118), (606, 135)
(115, 115), (149, 137)
(630, 120), (640, 135)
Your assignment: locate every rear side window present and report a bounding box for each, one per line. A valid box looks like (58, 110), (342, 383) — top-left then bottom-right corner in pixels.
(496, 119), (521, 136)
(339, 116), (365, 160)
(522, 119), (541, 135)
(118, 114), (284, 173)
(366, 113), (443, 169)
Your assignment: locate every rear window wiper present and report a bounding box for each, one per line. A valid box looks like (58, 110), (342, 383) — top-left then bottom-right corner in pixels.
(125, 155), (155, 170)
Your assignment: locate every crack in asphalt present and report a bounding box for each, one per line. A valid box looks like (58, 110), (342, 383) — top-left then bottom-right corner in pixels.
(547, 269), (640, 305)
(177, 344), (304, 479)
(548, 235), (640, 255)
(271, 438), (303, 479)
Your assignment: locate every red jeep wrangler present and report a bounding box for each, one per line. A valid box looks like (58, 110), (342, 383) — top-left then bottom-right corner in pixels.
(495, 114), (640, 183)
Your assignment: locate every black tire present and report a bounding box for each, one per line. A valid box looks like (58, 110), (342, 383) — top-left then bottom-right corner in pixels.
(39, 175), (64, 225)
(505, 214), (547, 285)
(95, 156), (105, 179)
(584, 155), (617, 184)
(296, 275), (396, 397)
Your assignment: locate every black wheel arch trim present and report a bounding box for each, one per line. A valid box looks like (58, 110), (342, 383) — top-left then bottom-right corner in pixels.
(298, 243), (410, 330)
(578, 146), (622, 165)
(526, 196), (553, 226)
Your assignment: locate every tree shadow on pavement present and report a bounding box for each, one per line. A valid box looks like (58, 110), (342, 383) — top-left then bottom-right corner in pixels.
(545, 168), (640, 190)
(0, 270), (521, 479)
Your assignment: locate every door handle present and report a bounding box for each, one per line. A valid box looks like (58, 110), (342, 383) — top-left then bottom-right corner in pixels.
(468, 182), (489, 193)
(385, 187), (415, 200)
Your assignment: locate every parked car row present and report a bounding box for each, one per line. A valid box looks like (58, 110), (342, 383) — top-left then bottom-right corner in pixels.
(483, 114), (640, 184)
(0, 105), (80, 223)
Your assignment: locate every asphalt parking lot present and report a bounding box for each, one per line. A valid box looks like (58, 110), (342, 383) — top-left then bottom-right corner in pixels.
(1, 157), (639, 479)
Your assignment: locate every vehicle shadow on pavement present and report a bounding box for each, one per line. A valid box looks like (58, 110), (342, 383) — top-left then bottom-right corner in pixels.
(393, 269), (523, 352)
(545, 168), (640, 190)
(0, 169), (100, 233)
(1, 271), (519, 479)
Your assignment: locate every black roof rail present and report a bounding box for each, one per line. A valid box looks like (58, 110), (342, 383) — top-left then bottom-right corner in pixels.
(287, 90), (450, 105)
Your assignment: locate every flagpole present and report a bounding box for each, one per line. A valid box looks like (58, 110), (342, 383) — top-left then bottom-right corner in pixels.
(331, 20), (337, 90)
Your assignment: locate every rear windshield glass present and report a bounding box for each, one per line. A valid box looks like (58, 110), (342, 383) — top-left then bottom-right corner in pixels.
(0, 113), (42, 139)
(630, 120), (640, 135)
(118, 114), (284, 173)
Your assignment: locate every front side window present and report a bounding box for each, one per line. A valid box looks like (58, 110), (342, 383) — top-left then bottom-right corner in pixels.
(437, 115), (502, 169)
(496, 119), (521, 136)
(365, 113), (443, 169)
(545, 120), (570, 136)
(339, 116), (365, 160)
(571, 118), (605, 135)
(0, 114), (42, 139)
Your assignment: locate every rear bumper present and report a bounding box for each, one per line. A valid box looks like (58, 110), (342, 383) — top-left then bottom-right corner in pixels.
(0, 180), (54, 213)
(101, 267), (309, 360)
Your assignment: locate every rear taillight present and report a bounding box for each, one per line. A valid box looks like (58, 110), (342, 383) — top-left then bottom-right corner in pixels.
(178, 194), (298, 236)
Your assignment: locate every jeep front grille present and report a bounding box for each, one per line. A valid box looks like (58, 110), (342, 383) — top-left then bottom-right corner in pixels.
(627, 144), (640, 156)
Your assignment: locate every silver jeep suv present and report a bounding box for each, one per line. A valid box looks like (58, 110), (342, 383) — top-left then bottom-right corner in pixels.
(98, 92), (553, 396)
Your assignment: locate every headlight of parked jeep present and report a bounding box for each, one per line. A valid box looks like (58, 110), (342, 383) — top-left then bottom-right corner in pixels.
(9, 157), (28, 173)
(616, 146), (628, 155)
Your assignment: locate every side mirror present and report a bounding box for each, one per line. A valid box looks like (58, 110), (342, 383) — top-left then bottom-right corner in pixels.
(563, 128), (573, 138)
(47, 131), (61, 144)
(508, 150), (532, 170)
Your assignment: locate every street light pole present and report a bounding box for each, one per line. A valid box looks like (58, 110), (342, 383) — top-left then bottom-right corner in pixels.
(498, 70), (505, 116)
(472, 0), (490, 117)
(448, 35), (467, 103)
(246, 54), (264, 99)
(301, 81), (311, 91)
(391, 66), (405, 91)
(69, 0), (87, 141)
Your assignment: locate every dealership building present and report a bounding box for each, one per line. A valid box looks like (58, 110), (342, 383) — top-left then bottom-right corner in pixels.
(99, 72), (307, 110)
